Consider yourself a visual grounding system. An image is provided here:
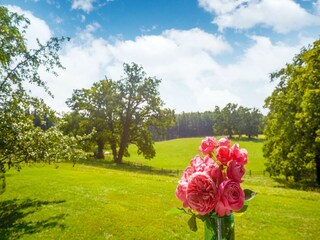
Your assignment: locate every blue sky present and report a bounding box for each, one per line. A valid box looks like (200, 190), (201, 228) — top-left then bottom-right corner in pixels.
(2, 0), (320, 114)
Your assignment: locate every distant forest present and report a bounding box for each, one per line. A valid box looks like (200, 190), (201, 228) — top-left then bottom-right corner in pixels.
(32, 102), (265, 142)
(153, 103), (265, 141)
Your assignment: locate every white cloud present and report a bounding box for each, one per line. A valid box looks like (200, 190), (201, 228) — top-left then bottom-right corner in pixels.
(210, 35), (305, 111)
(54, 16), (63, 24)
(80, 14), (86, 22)
(197, 88), (242, 111)
(85, 22), (101, 32)
(10, 5), (317, 114)
(198, 0), (248, 15)
(6, 5), (52, 49)
(199, 0), (320, 33)
(140, 25), (157, 33)
(39, 27), (234, 112)
(216, 36), (299, 84)
(71, 0), (95, 13)
(45, 28), (305, 113)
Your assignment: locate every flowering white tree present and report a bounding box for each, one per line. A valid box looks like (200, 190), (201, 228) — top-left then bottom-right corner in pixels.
(0, 6), (90, 194)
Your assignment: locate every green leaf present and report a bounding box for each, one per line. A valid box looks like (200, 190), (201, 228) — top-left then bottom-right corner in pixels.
(244, 189), (257, 201)
(233, 204), (248, 216)
(165, 207), (186, 216)
(188, 214), (198, 232)
(196, 213), (211, 222)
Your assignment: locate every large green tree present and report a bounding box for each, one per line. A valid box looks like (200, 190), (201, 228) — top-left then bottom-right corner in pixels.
(66, 63), (174, 164)
(212, 103), (239, 138)
(65, 79), (119, 159)
(264, 39), (320, 184)
(237, 107), (264, 139)
(0, 6), (88, 193)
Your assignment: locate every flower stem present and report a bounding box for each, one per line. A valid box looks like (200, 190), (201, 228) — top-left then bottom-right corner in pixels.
(216, 216), (222, 240)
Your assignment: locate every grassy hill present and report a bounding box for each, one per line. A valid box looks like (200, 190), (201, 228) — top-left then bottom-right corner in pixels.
(0, 137), (320, 239)
(125, 137), (266, 172)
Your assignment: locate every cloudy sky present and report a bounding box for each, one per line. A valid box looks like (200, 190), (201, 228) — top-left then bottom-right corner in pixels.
(2, 0), (320, 114)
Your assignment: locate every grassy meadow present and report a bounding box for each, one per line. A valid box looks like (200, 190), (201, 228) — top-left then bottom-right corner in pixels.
(0, 137), (320, 239)
(125, 136), (266, 171)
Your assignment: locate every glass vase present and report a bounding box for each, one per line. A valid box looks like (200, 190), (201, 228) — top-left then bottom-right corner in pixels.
(204, 213), (235, 240)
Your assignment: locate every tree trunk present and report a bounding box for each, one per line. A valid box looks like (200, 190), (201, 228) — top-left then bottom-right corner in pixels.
(116, 138), (127, 164)
(316, 154), (320, 185)
(116, 126), (130, 164)
(95, 138), (104, 159)
(0, 163), (6, 195)
(110, 141), (118, 163)
(228, 128), (232, 139)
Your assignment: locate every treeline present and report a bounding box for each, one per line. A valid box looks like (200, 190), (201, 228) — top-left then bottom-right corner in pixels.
(153, 103), (265, 140)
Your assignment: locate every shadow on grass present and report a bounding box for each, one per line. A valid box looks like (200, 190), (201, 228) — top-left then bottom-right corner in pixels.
(79, 158), (181, 177)
(272, 177), (320, 192)
(0, 198), (66, 240)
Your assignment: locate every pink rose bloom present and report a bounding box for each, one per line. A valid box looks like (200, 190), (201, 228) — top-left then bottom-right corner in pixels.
(231, 144), (248, 165)
(203, 155), (215, 166)
(215, 200), (231, 217)
(218, 137), (231, 148)
(190, 155), (206, 172)
(216, 146), (232, 165)
(190, 155), (217, 172)
(198, 137), (218, 155)
(186, 172), (218, 215)
(227, 160), (245, 182)
(204, 157), (222, 181)
(176, 181), (189, 208)
(181, 166), (194, 182)
(190, 156), (221, 181)
(215, 180), (244, 217)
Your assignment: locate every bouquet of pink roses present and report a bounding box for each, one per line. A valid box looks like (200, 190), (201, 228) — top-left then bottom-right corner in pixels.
(175, 136), (255, 231)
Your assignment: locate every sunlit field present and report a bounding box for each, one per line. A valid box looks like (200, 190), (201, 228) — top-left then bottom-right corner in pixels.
(125, 137), (266, 172)
(1, 138), (320, 239)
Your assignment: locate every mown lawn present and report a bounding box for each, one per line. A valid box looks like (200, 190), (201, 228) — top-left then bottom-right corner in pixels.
(0, 137), (319, 239)
(125, 137), (266, 172)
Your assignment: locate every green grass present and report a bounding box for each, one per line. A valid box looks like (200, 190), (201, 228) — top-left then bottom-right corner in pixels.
(1, 164), (198, 240)
(125, 137), (266, 172)
(1, 137), (320, 239)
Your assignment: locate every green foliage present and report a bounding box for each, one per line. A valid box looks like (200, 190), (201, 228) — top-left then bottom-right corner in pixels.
(264, 39), (320, 184)
(65, 79), (119, 159)
(164, 111), (214, 139)
(213, 104), (264, 139)
(187, 214), (197, 232)
(213, 103), (239, 138)
(244, 189), (257, 201)
(65, 63), (175, 163)
(234, 204), (248, 215)
(160, 105), (264, 140)
(0, 6), (88, 192)
(0, 6), (68, 97)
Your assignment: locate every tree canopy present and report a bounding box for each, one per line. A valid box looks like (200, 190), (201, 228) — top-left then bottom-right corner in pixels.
(263, 39), (320, 184)
(0, 6), (88, 194)
(212, 104), (264, 139)
(65, 63), (175, 164)
(157, 105), (264, 140)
